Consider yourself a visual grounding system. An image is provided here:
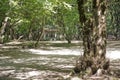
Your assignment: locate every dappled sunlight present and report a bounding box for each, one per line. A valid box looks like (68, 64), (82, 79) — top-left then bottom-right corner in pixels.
(13, 70), (67, 80)
(106, 50), (120, 60)
(0, 56), (11, 59)
(0, 43), (120, 79)
(54, 65), (74, 69)
(14, 71), (41, 80)
(0, 49), (76, 79)
(25, 48), (120, 60)
(0, 0), (119, 79)
(25, 48), (82, 55)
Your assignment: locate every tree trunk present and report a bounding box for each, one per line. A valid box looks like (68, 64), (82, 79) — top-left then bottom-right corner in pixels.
(34, 16), (45, 47)
(0, 17), (9, 43)
(67, 39), (71, 44)
(74, 0), (109, 75)
(28, 23), (33, 40)
(90, 0), (109, 74)
(34, 27), (44, 47)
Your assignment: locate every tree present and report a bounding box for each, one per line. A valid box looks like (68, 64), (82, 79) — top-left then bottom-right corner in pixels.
(107, 0), (120, 40)
(0, 0), (10, 43)
(53, 0), (79, 43)
(0, 0), (80, 43)
(74, 0), (109, 76)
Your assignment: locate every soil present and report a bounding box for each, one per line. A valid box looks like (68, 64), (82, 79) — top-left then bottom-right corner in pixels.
(0, 41), (120, 80)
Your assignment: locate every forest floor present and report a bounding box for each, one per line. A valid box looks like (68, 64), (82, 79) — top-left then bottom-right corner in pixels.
(0, 41), (120, 80)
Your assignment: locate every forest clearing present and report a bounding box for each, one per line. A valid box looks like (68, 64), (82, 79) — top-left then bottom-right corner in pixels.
(0, 0), (120, 80)
(0, 41), (120, 80)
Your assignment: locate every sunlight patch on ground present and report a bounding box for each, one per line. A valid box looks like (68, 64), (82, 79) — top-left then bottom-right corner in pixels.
(1, 46), (20, 49)
(15, 71), (41, 80)
(25, 49), (82, 55)
(106, 50), (120, 60)
(5, 41), (22, 45)
(54, 65), (74, 69)
(25, 48), (120, 60)
(0, 66), (15, 70)
(14, 70), (66, 80)
(0, 56), (11, 59)
(28, 71), (40, 76)
(0, 70), (15, 77)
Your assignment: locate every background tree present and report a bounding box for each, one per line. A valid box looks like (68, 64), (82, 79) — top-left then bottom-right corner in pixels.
(107, 0), (120, 40)
(0, 0), (79, 44)
(50, 0), (79, 43)
(0, 0), (10, 43)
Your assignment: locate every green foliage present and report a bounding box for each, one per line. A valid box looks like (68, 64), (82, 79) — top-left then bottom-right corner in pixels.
(107, 0), (120, 39)
(0, 0), (119, 42)
(0, 0), (10, 26)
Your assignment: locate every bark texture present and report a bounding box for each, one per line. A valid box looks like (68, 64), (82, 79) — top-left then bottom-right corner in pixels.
(75, 0), (109, 75)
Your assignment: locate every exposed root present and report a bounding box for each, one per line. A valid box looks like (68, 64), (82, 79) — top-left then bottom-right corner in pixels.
(72, 56), (110, 78)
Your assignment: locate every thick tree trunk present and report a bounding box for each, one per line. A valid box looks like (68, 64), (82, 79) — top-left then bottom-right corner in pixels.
(74, 0), (109, 75)
(90, 0), (109, 74)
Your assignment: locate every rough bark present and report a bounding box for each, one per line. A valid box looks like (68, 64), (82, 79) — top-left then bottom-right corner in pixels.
(74, 0), (109, 75)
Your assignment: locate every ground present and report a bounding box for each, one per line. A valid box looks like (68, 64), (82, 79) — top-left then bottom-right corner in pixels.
(0, 41), (120, 80)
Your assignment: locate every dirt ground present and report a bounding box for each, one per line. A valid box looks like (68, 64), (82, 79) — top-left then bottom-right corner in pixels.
(0, 41), (120, 80)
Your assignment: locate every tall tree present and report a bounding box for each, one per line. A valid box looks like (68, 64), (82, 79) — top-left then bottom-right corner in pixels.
(0, 0), (10, 43)
(74, 0), (109, 75)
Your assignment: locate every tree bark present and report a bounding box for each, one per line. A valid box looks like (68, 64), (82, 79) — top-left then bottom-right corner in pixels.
(74, 0), (109, 75)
